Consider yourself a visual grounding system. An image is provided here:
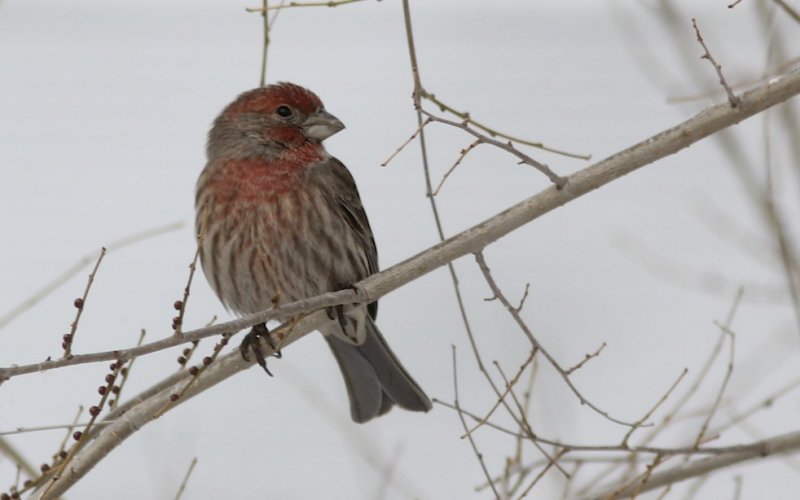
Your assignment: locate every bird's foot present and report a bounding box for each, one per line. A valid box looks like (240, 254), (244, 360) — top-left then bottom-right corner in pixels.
(239, 323), (281, 376)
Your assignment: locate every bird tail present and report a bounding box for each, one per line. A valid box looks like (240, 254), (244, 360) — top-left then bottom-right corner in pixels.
(324, 316), (431, 423)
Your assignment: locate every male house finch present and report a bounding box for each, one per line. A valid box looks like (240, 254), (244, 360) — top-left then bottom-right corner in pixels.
(195, 83), (432, 423)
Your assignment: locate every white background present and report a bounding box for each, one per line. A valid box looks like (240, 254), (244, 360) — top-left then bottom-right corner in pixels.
(1, 0), (799, 498)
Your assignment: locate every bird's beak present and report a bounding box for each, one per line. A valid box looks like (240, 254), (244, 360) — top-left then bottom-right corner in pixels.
(303, 110), (345, 141)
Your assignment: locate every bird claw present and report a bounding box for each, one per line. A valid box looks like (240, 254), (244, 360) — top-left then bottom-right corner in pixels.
(239, 323), (281, 376)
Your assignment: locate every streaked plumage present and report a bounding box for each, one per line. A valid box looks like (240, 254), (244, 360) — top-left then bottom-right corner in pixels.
(195, 83), (431, 422)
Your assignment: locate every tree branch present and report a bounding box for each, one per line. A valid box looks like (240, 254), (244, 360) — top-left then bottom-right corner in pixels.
(582, 430), (800, 499)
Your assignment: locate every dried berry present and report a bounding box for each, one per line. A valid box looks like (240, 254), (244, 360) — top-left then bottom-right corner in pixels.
(174, 300), (183, 310)
(74, 297), (84, 309)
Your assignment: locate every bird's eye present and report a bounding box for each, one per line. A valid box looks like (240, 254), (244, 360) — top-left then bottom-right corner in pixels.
(276, 105), (293, 118)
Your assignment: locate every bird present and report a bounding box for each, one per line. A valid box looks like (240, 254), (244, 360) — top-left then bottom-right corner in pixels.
(194, 82), (432, 423)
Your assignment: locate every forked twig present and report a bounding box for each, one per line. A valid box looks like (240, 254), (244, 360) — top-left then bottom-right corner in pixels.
(420, 90), (591, 160)
(451, 346), (501, 500)
(475, 251), (638, 427)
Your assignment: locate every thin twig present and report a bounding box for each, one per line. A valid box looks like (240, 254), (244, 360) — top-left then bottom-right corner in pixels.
(564, 342), (607, 375)
(62, 247), (107, 356)
(462, 350), (537, 438)
(55, 406), (84, 459)
(587, 430), (800, 498)
(693, 289), (743, 449)
(420, 90), (591, 160)
(772, 0), (800, 23)
(422, 110), (566, 188)
(172, 244), (201, 335)
(380, 117), (432, 167)
(516, 449), (566, 500)
(0, 421), (109, 437)
(692, 18), (741, 107)
(179, 316), (215, 371)
(109, 330), (146, 408)
(435, 399), (800, 457)
(34, 362), (123, 498)
(451, 346), (501, 500)
(0, 438), (37, 482)
(621, 368), (688, 448)
(432, 139), (482, 196)
(259, 0), (269, 87)
(475, 251), (637, 427)
(762, 115), (800, 337)
(173, 457), (198, 500)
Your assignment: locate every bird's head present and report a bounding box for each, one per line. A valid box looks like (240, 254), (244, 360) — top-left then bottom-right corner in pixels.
(207, 82), (344, 161)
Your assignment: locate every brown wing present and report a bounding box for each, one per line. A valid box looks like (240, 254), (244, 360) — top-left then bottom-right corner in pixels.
(315, 157), (379, 319)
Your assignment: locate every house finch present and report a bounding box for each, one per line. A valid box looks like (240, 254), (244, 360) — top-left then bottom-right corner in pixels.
(195, 83), (432, 423)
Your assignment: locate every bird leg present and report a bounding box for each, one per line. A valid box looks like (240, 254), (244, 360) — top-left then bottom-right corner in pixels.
(239, 323), (281, 376)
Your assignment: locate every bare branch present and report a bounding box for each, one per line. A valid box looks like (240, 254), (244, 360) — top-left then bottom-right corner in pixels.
(173, 457), (198, 500)
(621, 368), (688, 448)
(432, 139), (482, 196)
(380, 117), (432, 167)
(422, 110), (566, 188)
(692, 18), (741, 107)
(564, 342), (606, 375)
(585, 430), (800, 499)
(62, 247), (106, 357)
(420, 90), (591, 160)
(475, 251), (636, 427)
(451, 346), (500, 499)
(772, 0), (800, 23)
